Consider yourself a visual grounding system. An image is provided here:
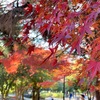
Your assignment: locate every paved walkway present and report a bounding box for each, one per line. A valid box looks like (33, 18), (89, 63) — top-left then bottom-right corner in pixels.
(6, 97), (77, 100)
(24, 97), (78, 100)
(45, 97), (77, 100)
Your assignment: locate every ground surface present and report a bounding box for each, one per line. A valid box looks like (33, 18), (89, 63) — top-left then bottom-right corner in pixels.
(0, 94), (96, 100)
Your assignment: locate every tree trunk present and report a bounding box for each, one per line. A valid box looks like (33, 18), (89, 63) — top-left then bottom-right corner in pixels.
(87, 90), (92, 100)
(1, 90), (9, 100)
(21, 93), (24, 100)
(96, 90), (100, 100)
(95, 78), (100, 100)
(1, 93), (5, 100)
(15, 86), (20, 100)
(32, 86), (40, 100)
(1, 94), (7, 100)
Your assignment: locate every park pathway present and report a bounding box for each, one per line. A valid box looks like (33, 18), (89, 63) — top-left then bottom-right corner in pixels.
(25, 97), (80, 100)
(45, 97), (77, 100)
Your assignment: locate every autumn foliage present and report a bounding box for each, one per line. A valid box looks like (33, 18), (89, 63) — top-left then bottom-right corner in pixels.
(21, 0), (100, 80)
(0, 0), (100, 96)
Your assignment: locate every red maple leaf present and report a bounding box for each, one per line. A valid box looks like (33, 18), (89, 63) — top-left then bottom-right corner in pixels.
(0, 51), (4, 56)
(35, 5), (41, 13)
(27, 45), (35, 55)
(25, 4), (33, 15)
(87, 60), (100, 80)
(52, 58), (57, 66)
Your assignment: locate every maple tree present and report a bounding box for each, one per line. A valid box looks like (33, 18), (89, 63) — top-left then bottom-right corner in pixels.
(0, 0), (100, 100)
(0, 64), (19, 99)
(0, 46), (57, 100)
(17, 0), (100, 83)
(13, 65), (31, 100)
(26, 0), (100, 99)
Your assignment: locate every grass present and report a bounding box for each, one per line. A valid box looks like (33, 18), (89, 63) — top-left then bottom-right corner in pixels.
(40, 91), (63, 98)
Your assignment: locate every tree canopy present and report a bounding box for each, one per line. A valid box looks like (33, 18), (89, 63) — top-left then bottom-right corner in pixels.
(0, 0), (100, 99)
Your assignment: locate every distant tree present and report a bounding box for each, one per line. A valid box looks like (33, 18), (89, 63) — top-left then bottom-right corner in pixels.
(0, 65), (16, 99)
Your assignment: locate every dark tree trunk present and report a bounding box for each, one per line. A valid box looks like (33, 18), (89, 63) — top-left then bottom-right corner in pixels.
(32, 86), (40, 100)
(87, 90), (92, 100)
(96, 90), (100, 100)
(95, 78), (100, 100)
(22, 93), (24, 100)
(1, 93), (5, 100)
